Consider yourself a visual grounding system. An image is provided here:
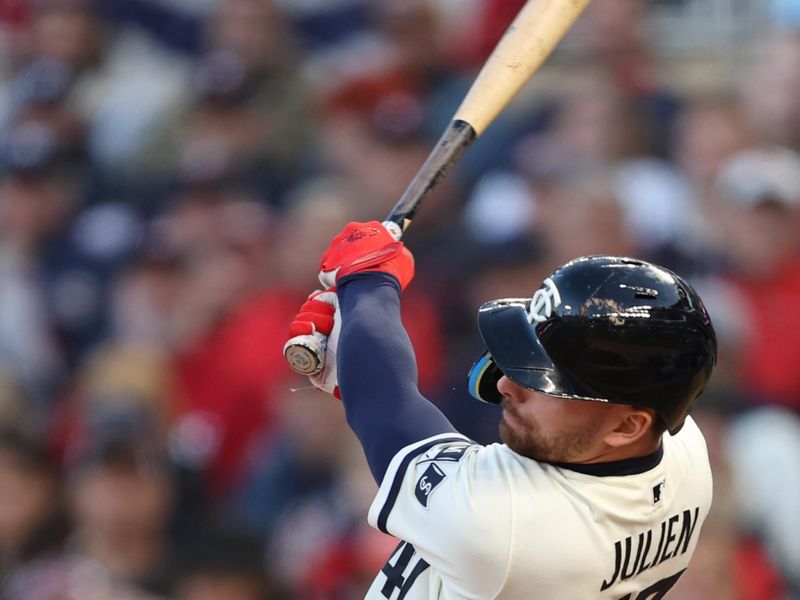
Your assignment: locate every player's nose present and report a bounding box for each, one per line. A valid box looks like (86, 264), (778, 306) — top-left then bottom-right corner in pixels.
(497, 375), (526, 404)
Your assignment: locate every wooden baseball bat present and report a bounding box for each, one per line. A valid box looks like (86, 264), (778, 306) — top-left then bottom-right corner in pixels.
(285, 0), (592, 376)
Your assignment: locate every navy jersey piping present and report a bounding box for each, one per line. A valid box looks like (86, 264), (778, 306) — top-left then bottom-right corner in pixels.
(554, 444), (664, 476)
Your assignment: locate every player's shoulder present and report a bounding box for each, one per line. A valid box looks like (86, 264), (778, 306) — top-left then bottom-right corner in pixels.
(664, 416), (709, 459)
(367, 436), (518, 598)
(370, 435), (518, 524)
(661, 415), (712, 493)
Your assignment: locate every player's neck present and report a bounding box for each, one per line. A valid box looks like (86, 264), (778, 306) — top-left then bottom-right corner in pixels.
(576, 434), (661, 465)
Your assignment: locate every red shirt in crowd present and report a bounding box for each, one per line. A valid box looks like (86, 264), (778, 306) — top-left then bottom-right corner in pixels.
(734, 258), (800, 411)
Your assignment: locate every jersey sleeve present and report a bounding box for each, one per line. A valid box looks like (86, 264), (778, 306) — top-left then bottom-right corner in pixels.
(368, 433), (514, 598)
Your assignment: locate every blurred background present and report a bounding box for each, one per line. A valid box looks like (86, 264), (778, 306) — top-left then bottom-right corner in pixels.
(0, 0), (799, 598)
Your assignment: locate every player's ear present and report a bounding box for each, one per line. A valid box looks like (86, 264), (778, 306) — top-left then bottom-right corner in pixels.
(603, 407), (655, 448)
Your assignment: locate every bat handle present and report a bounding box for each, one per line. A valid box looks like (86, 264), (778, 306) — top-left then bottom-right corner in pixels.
(384, 119), (476, 236)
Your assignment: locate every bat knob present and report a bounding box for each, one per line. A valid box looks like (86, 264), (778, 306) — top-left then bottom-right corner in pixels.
(284, 333), (327, 375)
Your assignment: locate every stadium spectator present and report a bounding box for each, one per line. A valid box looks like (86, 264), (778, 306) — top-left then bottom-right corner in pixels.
(713, 146), (800, 595)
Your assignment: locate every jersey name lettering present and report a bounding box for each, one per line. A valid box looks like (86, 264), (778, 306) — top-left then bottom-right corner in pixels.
(600, 507), (700, 591)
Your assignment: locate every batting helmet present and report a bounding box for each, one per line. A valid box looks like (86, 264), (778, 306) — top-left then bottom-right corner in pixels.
(467, 256), (717, 434)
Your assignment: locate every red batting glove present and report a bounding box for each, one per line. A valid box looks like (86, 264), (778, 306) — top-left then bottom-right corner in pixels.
(287, 289), (336, 339)
(318, 221), (414, 290)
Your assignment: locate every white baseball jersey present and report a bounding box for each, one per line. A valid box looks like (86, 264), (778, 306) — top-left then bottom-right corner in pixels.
(364, 416), (712, 600)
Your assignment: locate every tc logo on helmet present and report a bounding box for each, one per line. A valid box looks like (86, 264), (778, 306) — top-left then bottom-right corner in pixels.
(528, 278), (561, 323)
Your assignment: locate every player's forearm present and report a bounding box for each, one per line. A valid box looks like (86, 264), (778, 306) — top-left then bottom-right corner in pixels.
(337, 273), (457, 482)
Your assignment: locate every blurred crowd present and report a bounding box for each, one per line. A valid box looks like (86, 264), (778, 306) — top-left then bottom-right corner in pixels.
(0, 0), (799, 598)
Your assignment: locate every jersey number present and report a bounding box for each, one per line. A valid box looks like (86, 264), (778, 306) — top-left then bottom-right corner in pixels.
(617, 569), (686, 600)
(381, 541), (430, 599)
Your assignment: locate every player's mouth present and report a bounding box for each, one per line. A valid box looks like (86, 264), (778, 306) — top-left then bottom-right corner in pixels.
(501, 402), (524, 429)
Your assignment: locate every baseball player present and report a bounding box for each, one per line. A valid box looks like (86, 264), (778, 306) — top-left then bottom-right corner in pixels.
(285, 221), (717, 599)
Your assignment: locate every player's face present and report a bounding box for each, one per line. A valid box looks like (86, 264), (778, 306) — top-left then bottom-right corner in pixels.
(496, 375), (619, 463)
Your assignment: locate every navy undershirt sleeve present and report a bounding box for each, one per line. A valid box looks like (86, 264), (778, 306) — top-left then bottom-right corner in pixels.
(337, 273), (458, 483)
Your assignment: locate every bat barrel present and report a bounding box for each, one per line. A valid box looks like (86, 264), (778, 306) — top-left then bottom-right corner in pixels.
(453, 0), (591, 135)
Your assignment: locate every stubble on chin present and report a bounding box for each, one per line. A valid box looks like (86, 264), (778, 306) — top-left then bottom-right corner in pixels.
(499, 416), (597, 464)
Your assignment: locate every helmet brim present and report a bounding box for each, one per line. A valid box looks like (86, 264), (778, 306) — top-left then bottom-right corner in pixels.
(469, 299), (608, 404)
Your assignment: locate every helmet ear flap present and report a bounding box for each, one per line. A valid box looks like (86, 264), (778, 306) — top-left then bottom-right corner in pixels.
(468, 353), (504, 404)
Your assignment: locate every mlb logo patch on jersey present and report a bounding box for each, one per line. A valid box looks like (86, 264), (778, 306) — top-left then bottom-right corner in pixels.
(415, 463), (446, 507)
(653, 480), (666, 504)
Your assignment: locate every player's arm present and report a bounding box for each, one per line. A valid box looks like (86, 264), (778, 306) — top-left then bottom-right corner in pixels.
(337, 271), (459, 482)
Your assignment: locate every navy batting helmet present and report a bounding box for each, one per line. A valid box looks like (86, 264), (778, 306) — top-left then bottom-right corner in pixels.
(467, 256), (717, 434)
